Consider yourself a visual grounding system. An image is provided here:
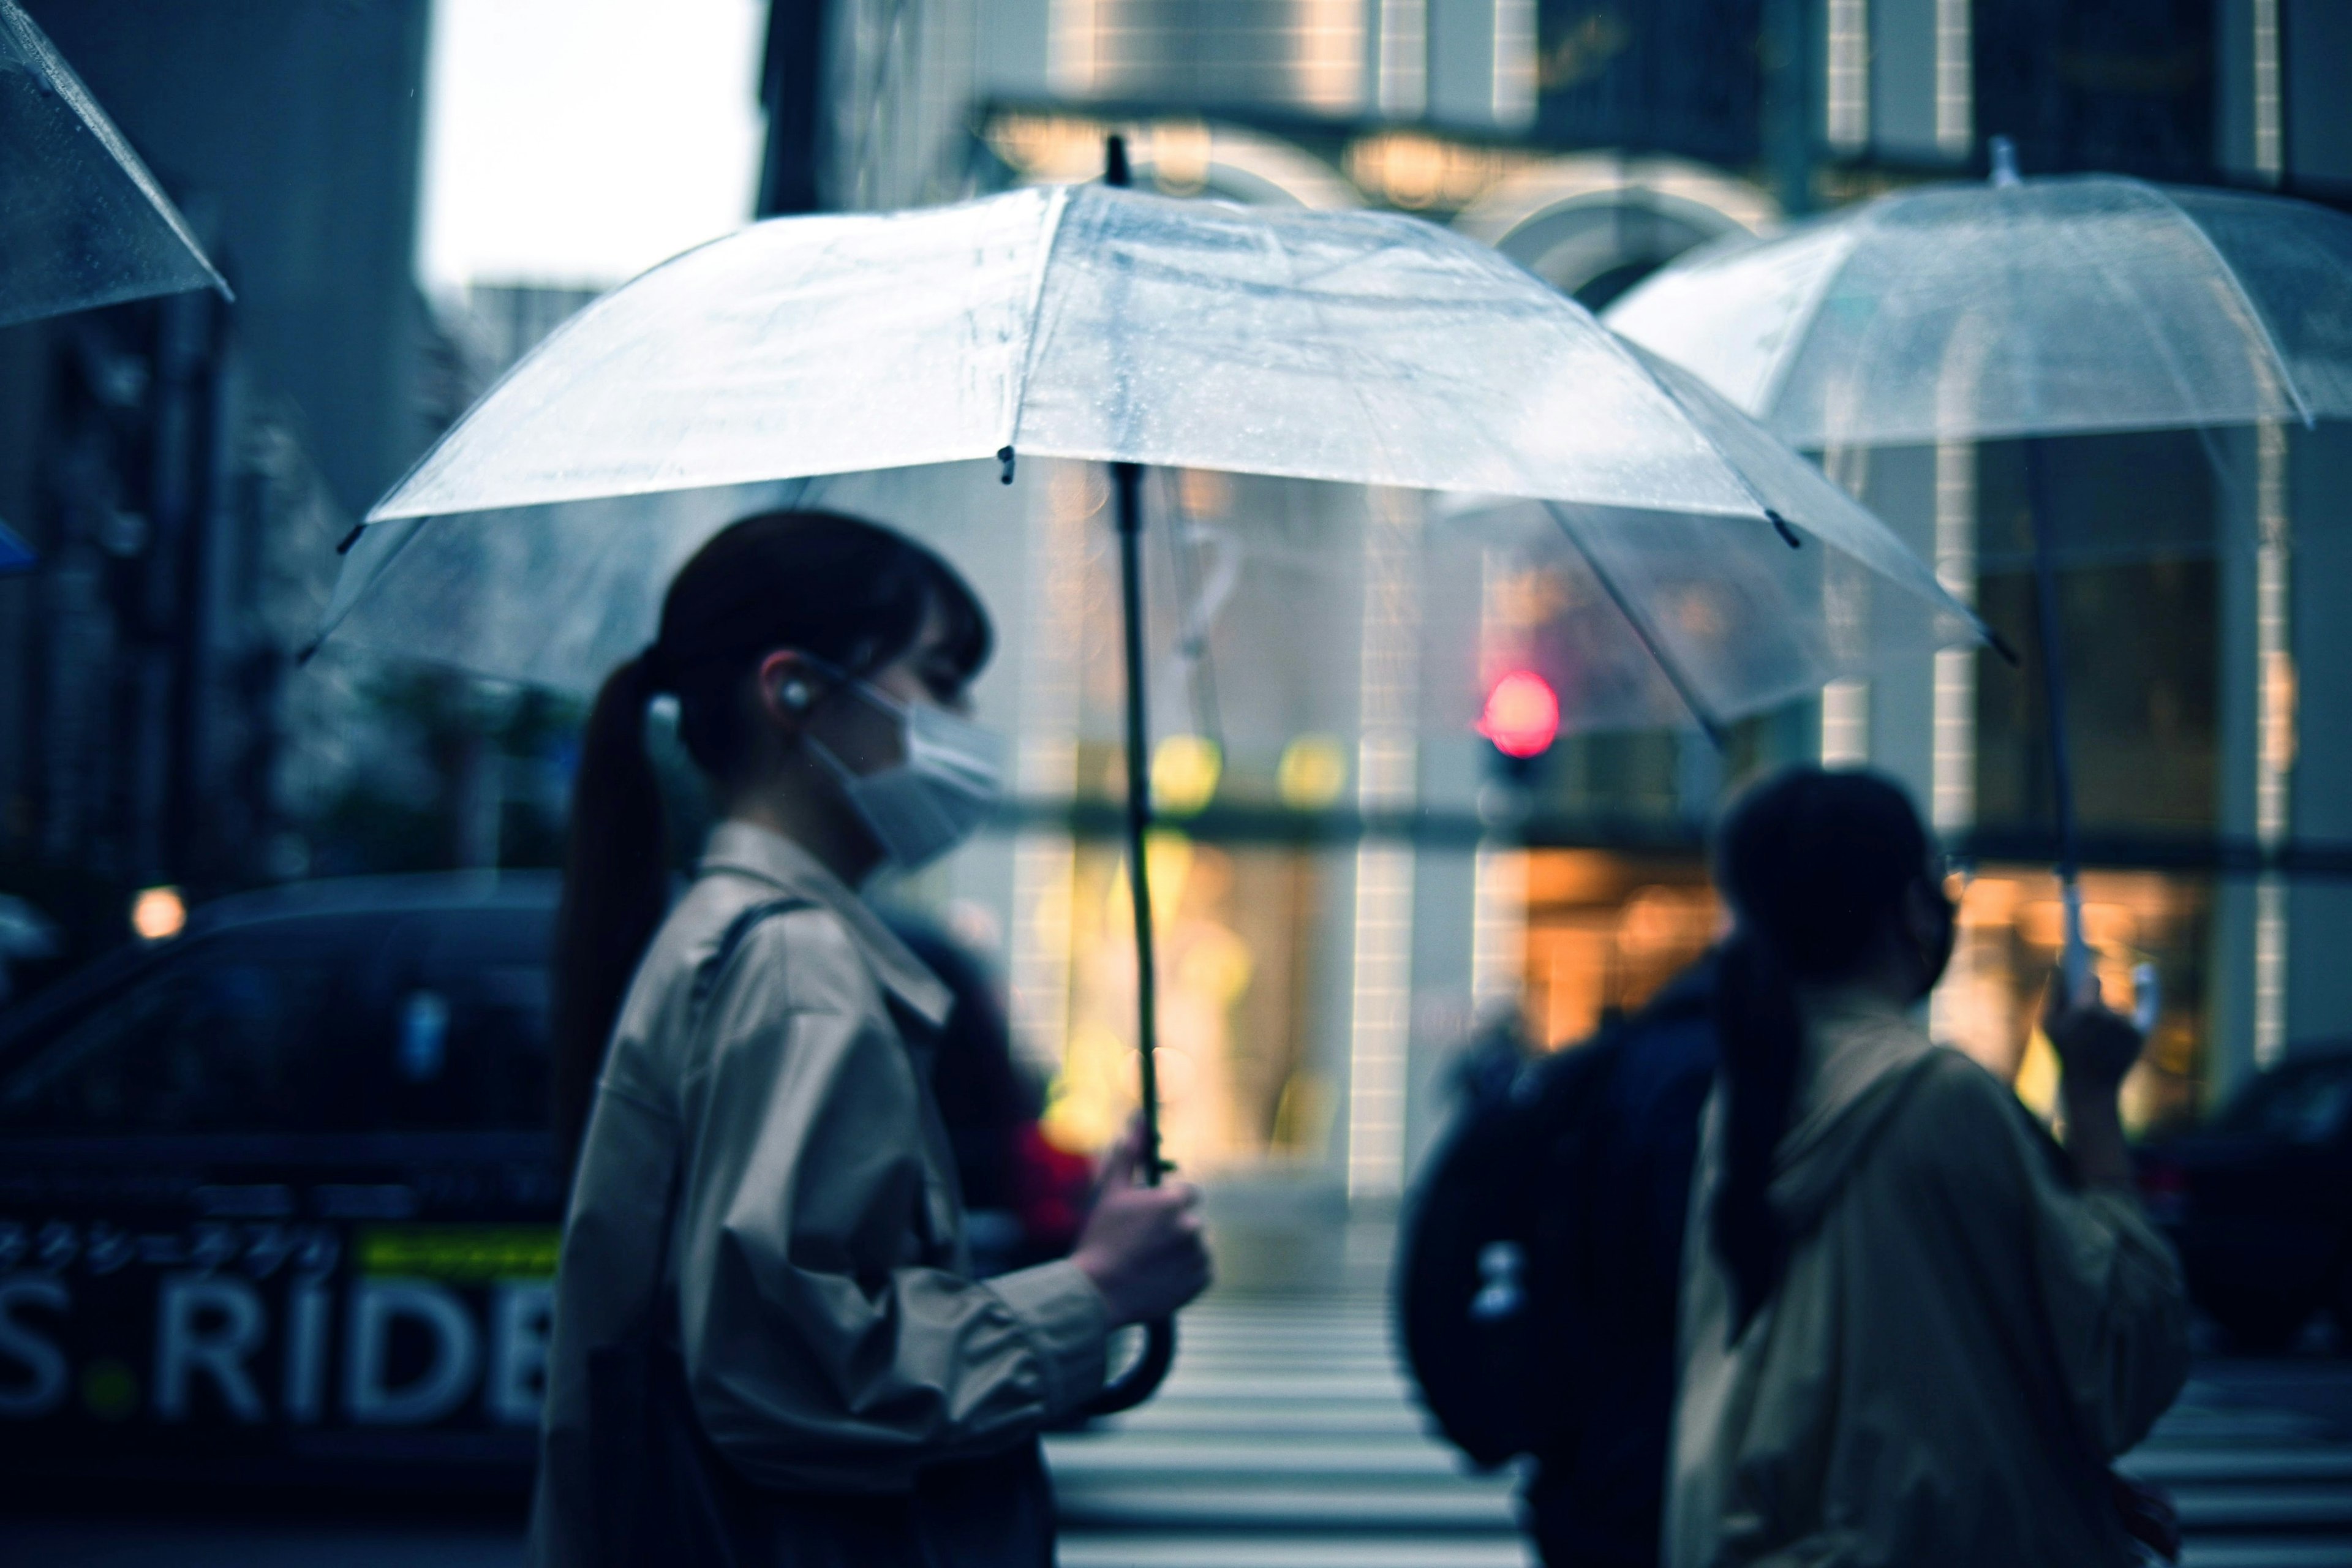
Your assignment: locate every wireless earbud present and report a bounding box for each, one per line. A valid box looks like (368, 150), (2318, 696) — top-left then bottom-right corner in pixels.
(779, 679), (813, 711)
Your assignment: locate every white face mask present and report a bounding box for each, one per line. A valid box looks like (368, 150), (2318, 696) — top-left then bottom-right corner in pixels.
(802, 671), (1005, 872)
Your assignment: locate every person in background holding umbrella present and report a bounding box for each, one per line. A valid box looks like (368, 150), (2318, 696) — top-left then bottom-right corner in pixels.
(537, 509), (1210, 1567)
(1670, 767), (2188, 1568)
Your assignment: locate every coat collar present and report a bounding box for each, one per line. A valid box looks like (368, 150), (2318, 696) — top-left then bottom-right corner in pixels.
(696, 820), (954, 1029)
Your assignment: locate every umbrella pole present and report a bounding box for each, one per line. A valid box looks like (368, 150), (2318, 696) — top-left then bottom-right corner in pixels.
(2025, 439), (2092, 1002)
(1079, 456), (1180, 1418)
(1114, 458), (1168, 1186)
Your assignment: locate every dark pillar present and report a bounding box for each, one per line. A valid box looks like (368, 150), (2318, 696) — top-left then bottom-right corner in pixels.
(758, 0), (831, 216)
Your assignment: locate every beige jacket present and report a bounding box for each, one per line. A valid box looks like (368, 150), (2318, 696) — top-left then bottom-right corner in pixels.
(1668, 991), (2188, 1568)
(530, 823), (1108, 1565)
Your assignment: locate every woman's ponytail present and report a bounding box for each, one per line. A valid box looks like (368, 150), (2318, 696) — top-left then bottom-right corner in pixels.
(1710, 927), (1804, 1340)
(551, 651), (669, 1178)
(1707, 765), (1934, 1343)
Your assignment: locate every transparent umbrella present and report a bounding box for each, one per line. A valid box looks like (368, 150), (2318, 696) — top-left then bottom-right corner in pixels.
(1605, 145), (2352, 993)
(0, 0), (229, 328)
(327, 182), (1979, 731)
(1605, 160), (2352, 448)
(319, 157), (1983, 1408)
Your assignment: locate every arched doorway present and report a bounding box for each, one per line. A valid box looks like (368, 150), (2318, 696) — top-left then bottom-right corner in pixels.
(1455, 153), (1775, 309)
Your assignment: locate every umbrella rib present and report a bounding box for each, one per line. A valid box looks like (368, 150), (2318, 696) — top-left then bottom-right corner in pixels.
(2078, 186), (2281, 446)
(1000, 185), (1076, 466)
(1752, 219), (1867, 431)
(2145, 180), (2317, 429)
(296, 514), (430, 664)
(1542, 502), (1728, 748)
(1604, 334), (1790, 537)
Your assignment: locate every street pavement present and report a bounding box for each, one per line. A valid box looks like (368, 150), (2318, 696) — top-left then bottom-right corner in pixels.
(6, 1287), (2352, 1565)
(1050, 1289), (2352, 1568)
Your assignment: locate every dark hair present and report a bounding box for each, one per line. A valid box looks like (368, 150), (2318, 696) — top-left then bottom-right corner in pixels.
(550, 510), (991, 1175)
(1708, 766), (1931, 1338)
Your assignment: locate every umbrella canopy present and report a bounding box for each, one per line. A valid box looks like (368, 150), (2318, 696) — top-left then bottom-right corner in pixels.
(1605, 173), (2352, 449)
(0, 518), (31, 575)
(326, 183), (1981, 736)
(0, 0), (228, 328)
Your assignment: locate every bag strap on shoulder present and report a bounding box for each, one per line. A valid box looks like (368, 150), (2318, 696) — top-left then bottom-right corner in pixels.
(689, 896), (815, 1014)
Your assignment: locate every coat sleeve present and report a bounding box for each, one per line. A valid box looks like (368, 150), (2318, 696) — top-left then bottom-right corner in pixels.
(1938, 1060), (2190, 1461)
(670, 911), (1107, 1490)
(2020, 1148), (2190, 1458)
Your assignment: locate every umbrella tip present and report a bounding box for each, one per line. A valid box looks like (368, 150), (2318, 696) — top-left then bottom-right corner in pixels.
(1989, 136), (2022, 188)
(1105, 134), (1131, 190)
(1767, 510), (1802, 548)
(1986, 627), (2022, 667)
(335, 525), (364, 556)
(998, 446), (1017, 484)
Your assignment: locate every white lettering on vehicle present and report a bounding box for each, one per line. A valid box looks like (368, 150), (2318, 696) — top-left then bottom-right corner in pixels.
(345, 1278), (479, 1425)
(0, 1235), (560, 1431)
(0, 1277), (69, 1417)
(156, 1273), (267, 1422)
(282, 1273), (332, 1425)
(486, 1280), (552, 1427)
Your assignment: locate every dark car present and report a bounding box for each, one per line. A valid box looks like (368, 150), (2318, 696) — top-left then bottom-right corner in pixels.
(2139, 1045), (2352, 1352)
(0, 875), (564, 1488)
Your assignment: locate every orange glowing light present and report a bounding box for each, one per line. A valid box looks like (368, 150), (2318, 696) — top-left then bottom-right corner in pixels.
(130, 885), (186, 942)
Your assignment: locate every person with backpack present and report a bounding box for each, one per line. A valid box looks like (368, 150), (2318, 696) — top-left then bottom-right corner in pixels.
(537, 511), (1212, 1567)
(1670, 767), (2188, 1568)
(1399, 959), (1718, 1567)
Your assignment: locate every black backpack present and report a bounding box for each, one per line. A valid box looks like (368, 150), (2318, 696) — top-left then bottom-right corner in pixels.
(1396, 1021), (1627, 1468)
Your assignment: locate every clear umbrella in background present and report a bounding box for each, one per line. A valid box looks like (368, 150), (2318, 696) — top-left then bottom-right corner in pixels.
(1608, 138), (2352, 994)
(315, 146), (1985, 1407)
(0, 0), (230, 329)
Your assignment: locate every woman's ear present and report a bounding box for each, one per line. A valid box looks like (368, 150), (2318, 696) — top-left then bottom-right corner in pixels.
(754, 650), (820, 733)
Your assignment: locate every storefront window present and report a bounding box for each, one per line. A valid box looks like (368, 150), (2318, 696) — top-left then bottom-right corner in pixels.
(1518, 849), (1719, 1049)
(1042, 832), (1329, 1171)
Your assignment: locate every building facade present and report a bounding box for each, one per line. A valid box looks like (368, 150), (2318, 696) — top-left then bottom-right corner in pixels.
(771, 0), (2352, 1208)
(0, 0), (436, 982)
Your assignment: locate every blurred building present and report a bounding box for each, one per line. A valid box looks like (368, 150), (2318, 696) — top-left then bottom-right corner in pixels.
(761, 0), (2352, 1210)
(0, 1), (435, 972)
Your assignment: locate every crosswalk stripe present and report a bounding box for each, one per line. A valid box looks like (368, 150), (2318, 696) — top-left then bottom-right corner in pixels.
(2182, 1542), (2352, 1568)
(2127, 1449), (2352, 1484)
(2168, 1485), (2352, 1529)
(1056, 1483), (1518, 1532)
(1060, 1536), (1534, 1568)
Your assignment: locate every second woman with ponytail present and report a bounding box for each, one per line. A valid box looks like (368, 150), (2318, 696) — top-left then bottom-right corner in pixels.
(1668, 767), (2188, 1568)
(532, 510), (1211, 1567)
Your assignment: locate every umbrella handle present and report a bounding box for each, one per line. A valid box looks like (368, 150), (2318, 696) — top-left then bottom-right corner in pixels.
(1083, 1317), (1177, 1417)
(1076, 140), (1181, 1423)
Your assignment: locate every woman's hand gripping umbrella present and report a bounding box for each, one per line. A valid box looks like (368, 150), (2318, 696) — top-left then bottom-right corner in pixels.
(314, 143), (1989, 1416)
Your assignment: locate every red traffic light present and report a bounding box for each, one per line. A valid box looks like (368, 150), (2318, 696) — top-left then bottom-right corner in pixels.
(1478, 669), (1559, 758)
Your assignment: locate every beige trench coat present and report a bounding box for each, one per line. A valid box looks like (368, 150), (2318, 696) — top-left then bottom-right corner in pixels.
(530, 823), (1108, 1566)
(1668, 990), (2189, 1568)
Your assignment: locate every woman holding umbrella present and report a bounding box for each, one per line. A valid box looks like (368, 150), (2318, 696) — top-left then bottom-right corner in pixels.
(1670, 767), (2188, 1568)
(535, 509), (1210, 1567)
